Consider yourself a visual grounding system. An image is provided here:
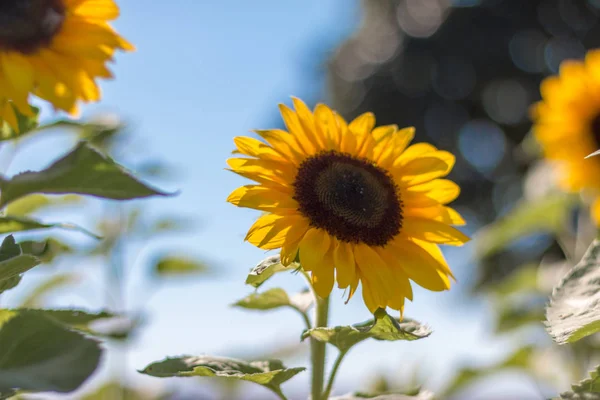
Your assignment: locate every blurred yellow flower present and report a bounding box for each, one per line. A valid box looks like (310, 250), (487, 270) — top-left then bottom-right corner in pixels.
(532, 50), (600, 223)
(0, 0), (133, 129)
(227, 98), (469, 314)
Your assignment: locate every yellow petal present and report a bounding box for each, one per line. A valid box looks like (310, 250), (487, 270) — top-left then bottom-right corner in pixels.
(359, 273), (380, 313)
(298, 229), (331, 272)
(404, 205), (466, 226)
(245, 214), (292, 250)
(279, 104), (317, 155)
(311, 248), (335, 299)
(410, 238), (455, 279)
(374, 127), (415, 168)
(402, 217), (470, 245)
(292, 97), (325, 150)
(354, 244), (395, 305)
(389, 240), (451, 291)
(333, 240), (356, 289)
(395, 143), (437, 166)
(280, 216), (309, 265)
(227, 185), (296, 211)
(233, 136), (284, 161)
(68, 0), (120, 20)
(395, 152), (455, 186)
(314, 103), (341, 149)
(375, 247), (413, 302)
(405, 179), (460, 205)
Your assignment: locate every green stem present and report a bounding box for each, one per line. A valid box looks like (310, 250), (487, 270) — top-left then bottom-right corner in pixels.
(322, 350), (348, 399)
(292, 306), (312, 331)
(311, 295), (329, 400)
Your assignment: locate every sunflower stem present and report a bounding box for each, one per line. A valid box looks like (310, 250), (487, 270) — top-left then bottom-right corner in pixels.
(311, 295), (329, 400)
(322, 350), (348, 400)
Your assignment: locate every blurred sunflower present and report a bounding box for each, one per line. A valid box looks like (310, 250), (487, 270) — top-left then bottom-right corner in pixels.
(532, 50), (600, 224)
(0, 0), (133, 130)
(227, 98), (469, 314)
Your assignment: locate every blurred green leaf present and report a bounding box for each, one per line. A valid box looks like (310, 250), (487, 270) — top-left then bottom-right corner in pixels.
(0, 275), (21, 295)
(0, 389), (15, 399)
(0, 310), (101, 394)
(246, 255), (297, 289)
(302, 309), (431, 352)
(0, 142), (173, 208)
(487, 264), (540, 297)
(234, 288), (313, 314)
(546, 240), (600, 344)
(149, 217), (193, 235)
(0, 106), (39, 141)
(82, 381), (170, 400)
(15, 309), (115, 330)
(475, 193), (577, 259)
(139, 356), (305, 398)
(20, 274), (78, 308)
(19, 239), (74, 263)
(495, 300), (544, 333)
(36, 118), (123, 151)
(560, 364), (600, 399)
(5, 194), (81, 216)
(0, 215), (99, 239)
(442, 347), (534, 397)
(330, 392), (434, 400)
(0, 235), (40, 285)
(153, 256), (208, 277)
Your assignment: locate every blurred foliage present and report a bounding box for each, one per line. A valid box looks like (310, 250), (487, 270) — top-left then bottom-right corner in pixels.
(140, 356), (306, 399)
(0, 113), (209, 399)
(318, 0), (600, 398)
(302, 309), (431, 353)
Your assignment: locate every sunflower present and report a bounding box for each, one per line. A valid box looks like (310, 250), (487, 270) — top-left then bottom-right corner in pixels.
(0, 0), (133, 130)
(227, 98), (469, 314)
(531, 50), (600, 224)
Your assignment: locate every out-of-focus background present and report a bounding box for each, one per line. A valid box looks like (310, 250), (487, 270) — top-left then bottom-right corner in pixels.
(5, 0), (600, 399)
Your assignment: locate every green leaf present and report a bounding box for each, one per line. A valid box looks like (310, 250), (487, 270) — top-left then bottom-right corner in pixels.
(5, 194), (82, 216)
(81, 381), (170, 400)
(560, 364), (600, 399)
(20, 274), (78, 308)
(24, 309), (115, 329)
(0, 310), (102, 393)
(302, 309), (431, 353)
(0, 235), (40, 284)
(246, 255), (297, 289)
(234, 288), (313, 313)
(153, 256), (208, 277)
(0, 105), (39, 141)
(0, 142), (173, 208)
(546, 240), (600, 344)
(475, 193), (577, 259)
(495, 303), (544, 333)
(139, 356), (304, 398)
(330, 392), (434, 400)
(19, 239), (74, 263)
(442, 347), (533, 397)
(487, 264), (540, 297)
(0, 215), (99, 239)
(0, 275), (21, 295)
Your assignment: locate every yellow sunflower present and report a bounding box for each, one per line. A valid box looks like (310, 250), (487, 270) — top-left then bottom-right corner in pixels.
(532, 50), (600, 223)
(0, 0), (133, 130)
(227, 98), (469, 314)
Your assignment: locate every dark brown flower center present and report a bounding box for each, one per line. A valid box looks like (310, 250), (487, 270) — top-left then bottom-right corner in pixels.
(0, 0), (65, 54)
(293, 150), (402, 246)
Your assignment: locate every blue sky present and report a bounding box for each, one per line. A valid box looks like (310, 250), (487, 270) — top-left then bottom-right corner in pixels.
(1, 1), (545, 399)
